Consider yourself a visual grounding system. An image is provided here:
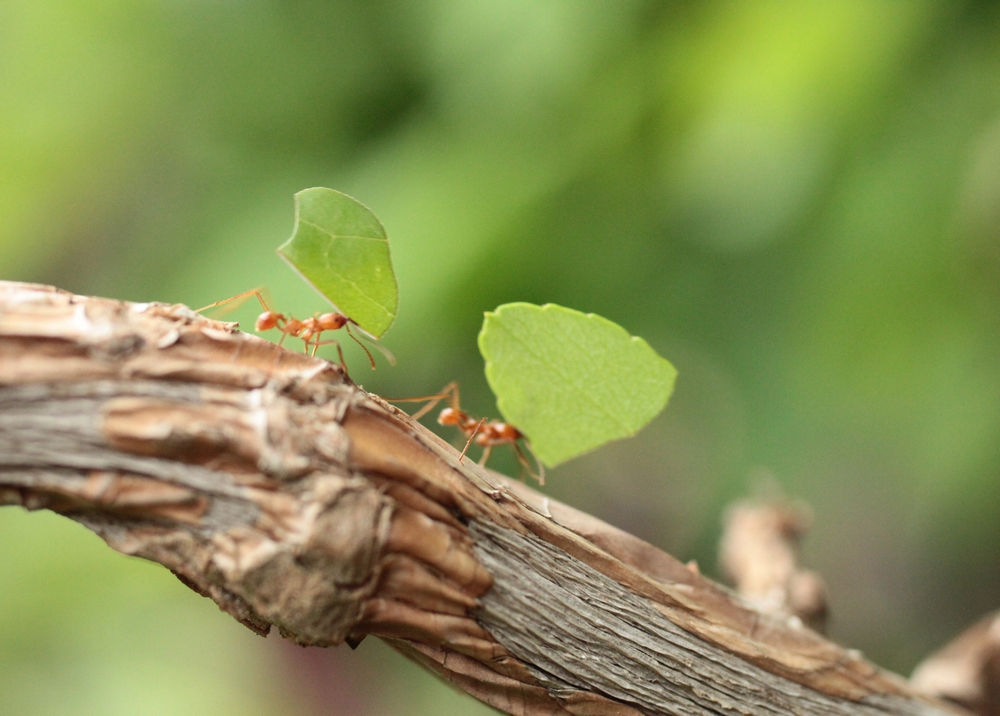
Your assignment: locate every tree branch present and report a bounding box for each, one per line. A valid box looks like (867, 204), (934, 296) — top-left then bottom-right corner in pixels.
(0, 281), (971, 716)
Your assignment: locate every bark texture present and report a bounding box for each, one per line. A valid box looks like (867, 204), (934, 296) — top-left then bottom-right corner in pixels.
(0, 281), (973, 716)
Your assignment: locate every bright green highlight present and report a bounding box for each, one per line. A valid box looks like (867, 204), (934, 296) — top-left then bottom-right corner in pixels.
(277, 188), (398, 338)
(478, 303), (676, 467)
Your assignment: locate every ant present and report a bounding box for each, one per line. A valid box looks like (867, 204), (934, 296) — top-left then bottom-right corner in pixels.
(197, 289), (394, 371)
(395, 381), (545, 484)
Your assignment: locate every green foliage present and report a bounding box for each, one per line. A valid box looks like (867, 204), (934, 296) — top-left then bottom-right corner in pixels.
(279, 193), (674, 465)
(6, 1), (1000, 711)
(479, 303), (676, 467)
(277, 188), (398, 338)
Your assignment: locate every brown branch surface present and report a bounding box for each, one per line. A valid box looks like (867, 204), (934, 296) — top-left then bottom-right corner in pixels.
(0, 281), (971, 716)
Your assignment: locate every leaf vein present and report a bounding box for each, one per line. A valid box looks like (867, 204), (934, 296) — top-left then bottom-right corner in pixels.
(492, 318), (631, 433)
(298, 218), (386, 242)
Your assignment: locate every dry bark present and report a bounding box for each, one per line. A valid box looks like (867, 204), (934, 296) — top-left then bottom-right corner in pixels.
(0, 281), (974, 716)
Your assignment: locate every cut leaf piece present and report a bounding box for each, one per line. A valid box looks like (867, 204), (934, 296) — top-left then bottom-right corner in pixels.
(478, 303), (676, 467)
(277, 187), (398, 338)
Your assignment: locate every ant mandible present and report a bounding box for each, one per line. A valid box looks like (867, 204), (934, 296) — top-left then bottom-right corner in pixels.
(399, 381), (545, 484)
(197, 289), (392, 371)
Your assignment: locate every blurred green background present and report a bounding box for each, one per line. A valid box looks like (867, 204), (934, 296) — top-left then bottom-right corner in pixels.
(3, 0), (1000, 713)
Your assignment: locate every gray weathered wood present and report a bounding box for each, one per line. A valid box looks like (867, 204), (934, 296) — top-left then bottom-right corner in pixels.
(475, 520), (946, 716)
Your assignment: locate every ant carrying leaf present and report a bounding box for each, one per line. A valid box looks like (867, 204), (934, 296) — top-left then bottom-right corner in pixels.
(394, 381), (545, 484)
(277, 188), (398, 340)
(199, 188), (398, 374)
(478, 302), (676, 468)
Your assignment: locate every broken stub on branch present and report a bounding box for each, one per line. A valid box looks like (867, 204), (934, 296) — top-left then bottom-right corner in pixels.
(720, 495), (829, 633)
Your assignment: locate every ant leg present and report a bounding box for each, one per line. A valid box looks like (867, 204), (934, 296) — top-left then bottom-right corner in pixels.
(308, 330), (323, 357)
(196, 288), (269, 314)
(459, 417), (487, 464)
(448, 382), (462, 412)
(477, 443), (493, 467)
(388, 381), (458, 421)
(514, 441), (545, 485)
(312, 338), (348, 371)
(421, 381), (461, 420)
(300, 327), (321, 356)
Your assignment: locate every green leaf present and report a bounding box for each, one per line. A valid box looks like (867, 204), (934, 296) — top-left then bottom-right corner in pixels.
(478, 303), (676, 467)
(277, 187), (398, 338)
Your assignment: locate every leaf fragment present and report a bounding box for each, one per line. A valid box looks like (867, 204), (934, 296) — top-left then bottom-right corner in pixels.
(277, 187), (398, 338)
(478, 303), (676, 467)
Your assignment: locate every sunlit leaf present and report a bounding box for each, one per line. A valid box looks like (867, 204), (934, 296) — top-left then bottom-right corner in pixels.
(277, 187), (398, 338)
(478, 303), (676, 467)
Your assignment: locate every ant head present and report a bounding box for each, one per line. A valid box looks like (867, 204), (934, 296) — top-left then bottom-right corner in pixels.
(474, 423), (520, 445)
(317, 313), (347, 331)
(438, 407), (463, 426)
(256, 312), (280, 331)
(494, 423), (522, 441)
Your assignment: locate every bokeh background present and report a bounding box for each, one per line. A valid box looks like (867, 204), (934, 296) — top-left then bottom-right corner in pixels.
(3, 1), (1000, 713)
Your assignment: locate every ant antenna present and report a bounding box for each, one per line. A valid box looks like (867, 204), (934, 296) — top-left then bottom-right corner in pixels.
(344, 323), (377, 370)
(346, 320), (396, 366)
(514, 442), (546, 485)
(393, 381), (458, 421)
(311, 337), (347, 367)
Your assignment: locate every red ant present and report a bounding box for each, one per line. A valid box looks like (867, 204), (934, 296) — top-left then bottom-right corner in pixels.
(397, 381), (544, 484)
(197, 289), (394, 371)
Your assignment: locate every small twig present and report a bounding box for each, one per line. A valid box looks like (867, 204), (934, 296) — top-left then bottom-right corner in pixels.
(911, 611), (1000, 716)
(719, 494), (829, 633)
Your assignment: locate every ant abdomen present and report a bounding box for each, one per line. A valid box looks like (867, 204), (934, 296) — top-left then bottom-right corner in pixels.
(256, 311), (281, 331)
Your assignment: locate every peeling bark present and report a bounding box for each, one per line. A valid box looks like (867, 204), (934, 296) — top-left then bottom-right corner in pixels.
(0, 281), (974, 716)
